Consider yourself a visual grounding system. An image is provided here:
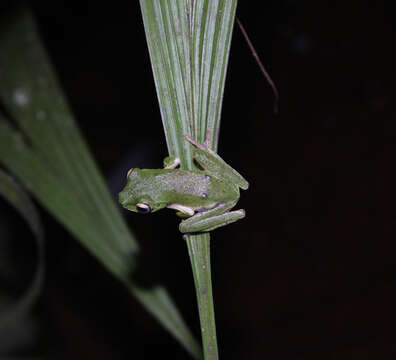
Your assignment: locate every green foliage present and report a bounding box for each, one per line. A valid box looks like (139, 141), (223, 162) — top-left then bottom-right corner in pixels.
(140, 0), (237, 162)
(0, 8), (200, 359)
(140, 1), (238, 359)
(0, 1), (238, 358)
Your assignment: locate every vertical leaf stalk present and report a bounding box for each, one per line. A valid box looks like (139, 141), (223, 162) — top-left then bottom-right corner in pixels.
(186, 233), (218, 359)
(140, 1), (238, 358)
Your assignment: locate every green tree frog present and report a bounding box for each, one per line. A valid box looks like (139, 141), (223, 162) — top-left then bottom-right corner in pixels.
(119, 134), (249, 233)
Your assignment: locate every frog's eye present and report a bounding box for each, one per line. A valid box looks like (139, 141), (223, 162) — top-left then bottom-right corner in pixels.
(126, 168), (134, 179)
(136, 203), (151, 214)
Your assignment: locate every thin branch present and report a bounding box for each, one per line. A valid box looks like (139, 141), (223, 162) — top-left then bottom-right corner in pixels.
(236, 17), (279, 114)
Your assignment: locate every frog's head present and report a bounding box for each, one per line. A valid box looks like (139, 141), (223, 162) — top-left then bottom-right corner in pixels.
(119, 168), (165, 214)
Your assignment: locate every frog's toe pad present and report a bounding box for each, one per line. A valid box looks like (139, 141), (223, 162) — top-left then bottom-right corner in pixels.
(163, 156), (180, 169)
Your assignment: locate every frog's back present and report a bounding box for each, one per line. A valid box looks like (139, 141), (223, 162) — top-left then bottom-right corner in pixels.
(138, 169), (238, 207)
(147, 169), (208, 195)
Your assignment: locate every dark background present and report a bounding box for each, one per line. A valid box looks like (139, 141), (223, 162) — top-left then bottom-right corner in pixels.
(1, 1), (396, 359)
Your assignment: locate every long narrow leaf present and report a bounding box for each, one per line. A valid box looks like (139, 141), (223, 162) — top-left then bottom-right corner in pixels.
(140, 2), (237, 359)
(0, 8), (200, 358)
(0, 8), (135, 256)
(140, 0), (237, 159)
(0, 119), (130, 276)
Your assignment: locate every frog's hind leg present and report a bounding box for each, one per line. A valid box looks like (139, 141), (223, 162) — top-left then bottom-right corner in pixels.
(179, 200), (245, 233)
(184, 134), (249, 190)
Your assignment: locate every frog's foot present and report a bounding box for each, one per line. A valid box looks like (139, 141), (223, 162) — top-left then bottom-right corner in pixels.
(163, 156), (180, 169)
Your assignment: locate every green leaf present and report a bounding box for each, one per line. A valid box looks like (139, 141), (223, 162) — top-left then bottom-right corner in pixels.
(0, 8), (200, 358)
(140, 0), (237, 163)
(140, 1), (237, 359)
(0, 170), (44, 331)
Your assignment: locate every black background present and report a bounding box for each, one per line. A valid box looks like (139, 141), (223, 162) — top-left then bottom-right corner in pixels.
(1, 1), (396, 359)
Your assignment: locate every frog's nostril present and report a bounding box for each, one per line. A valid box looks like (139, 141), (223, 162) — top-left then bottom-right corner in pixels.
(118, 189), (128, 206)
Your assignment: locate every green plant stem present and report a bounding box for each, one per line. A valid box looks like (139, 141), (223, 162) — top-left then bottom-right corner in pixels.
(139, 1), (238, 357)
(186, 233), (218, 360)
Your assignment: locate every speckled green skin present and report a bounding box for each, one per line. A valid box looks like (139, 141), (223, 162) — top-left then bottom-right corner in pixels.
(119, 168), (239, 213)
(119, 136), (249, 233)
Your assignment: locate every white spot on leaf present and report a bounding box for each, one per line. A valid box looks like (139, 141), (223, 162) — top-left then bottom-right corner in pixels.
(13, 88), (29, 106)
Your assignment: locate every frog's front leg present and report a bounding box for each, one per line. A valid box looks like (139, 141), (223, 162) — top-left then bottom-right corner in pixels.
(163, 156), (180, 169)
(179, 200), (245, 233)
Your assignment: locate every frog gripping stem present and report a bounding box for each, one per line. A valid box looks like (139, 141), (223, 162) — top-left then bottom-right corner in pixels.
(179, 200), (245, 233)
(185, 134), (249, 191)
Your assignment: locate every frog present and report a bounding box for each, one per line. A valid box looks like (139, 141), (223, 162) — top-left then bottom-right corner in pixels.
(118, 133), (249, 234)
